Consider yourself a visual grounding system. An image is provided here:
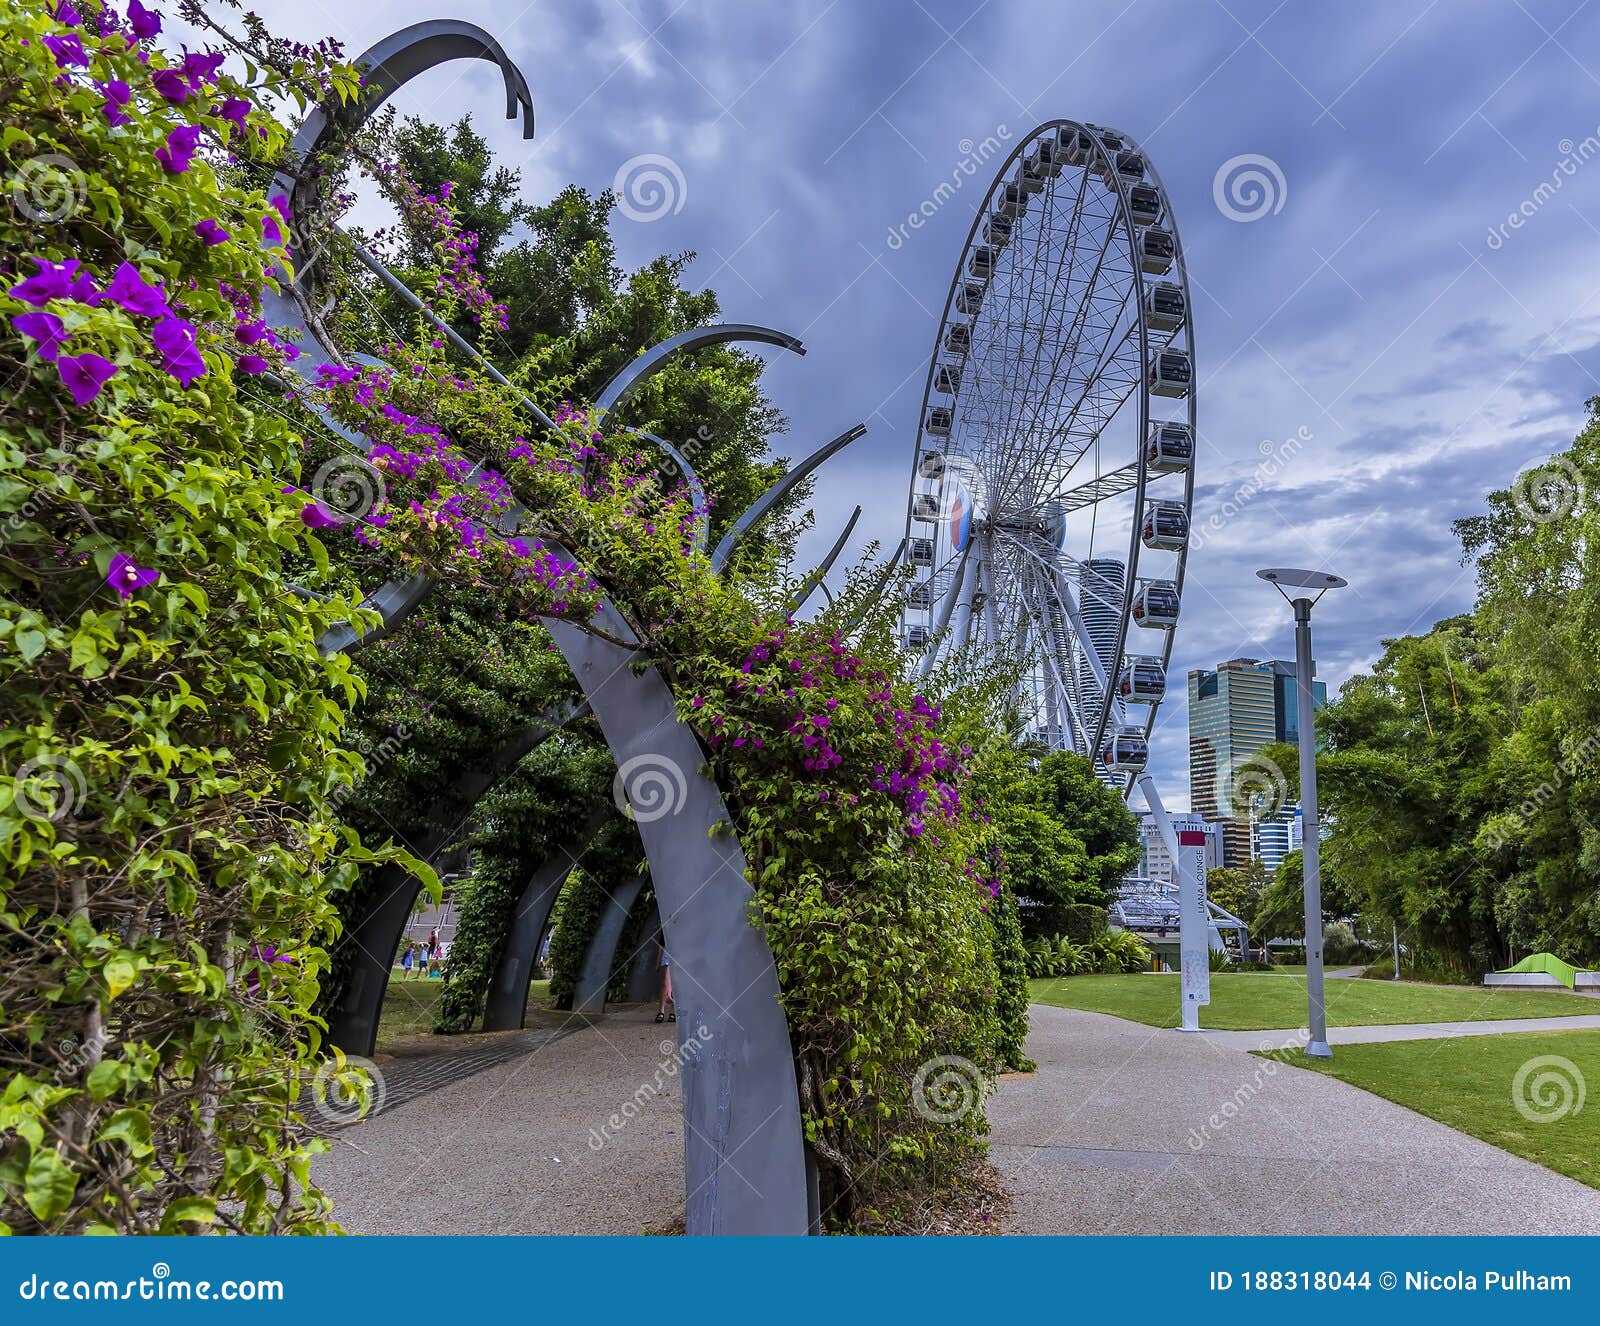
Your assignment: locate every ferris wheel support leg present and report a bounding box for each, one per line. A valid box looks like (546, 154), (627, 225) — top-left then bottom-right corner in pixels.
(917, 542), (973, 677)
(1136, 773), (1206, 1033)
(978, 530), (1001, 648)
(947, 551), (981, 661)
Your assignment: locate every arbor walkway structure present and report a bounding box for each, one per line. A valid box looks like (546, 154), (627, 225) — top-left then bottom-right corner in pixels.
(991, 1005), (1600, 1234)
(265, 20), (888, 1235)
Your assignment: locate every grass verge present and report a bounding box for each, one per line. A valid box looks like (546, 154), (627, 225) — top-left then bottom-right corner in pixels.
(1264, 1030), (1600, 1191)
(1029, 971), (1596, 1030)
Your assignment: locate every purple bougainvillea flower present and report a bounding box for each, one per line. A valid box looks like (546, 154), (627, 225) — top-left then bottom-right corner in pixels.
(236, 353), (268, 375)
(56, 352), (118, 406)
(151, 67), (189, 102)
(298, 501), (342, 530)
(54, 2), (83, 26)
(261, 212), (283, 247)
(105, 551), (157, 599)
(155, 124), (201, 173)
(10, 259), (74, 307)
(151, 316), (206, 386)
(233, 318), (266, 345)
(126, 0), (161, 40)
(42, 33), (88, 67)
(182, 51), (225, 87)
(216, 96), (250, 132)
(269, 192), (290, 221)
(12, 312), (70, 362)
(100, 78), (133, 126)
(193, 218), (228, 246)
(104, 261), (168, 319)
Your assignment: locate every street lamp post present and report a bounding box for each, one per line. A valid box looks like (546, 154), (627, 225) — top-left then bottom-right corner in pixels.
(1257, 567), (1346, 1060)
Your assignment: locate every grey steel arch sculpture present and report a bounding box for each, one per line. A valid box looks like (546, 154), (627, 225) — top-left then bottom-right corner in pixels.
(481, 806), (615, 1031)
(573, 872), (648, 1014)
(260, 18), (832, 1235)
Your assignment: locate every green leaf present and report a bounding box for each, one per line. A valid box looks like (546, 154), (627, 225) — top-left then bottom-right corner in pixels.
(15, 629), (46, 663)
(94, 1108), (153, 1157)
(101, 957), (136, 1000)
(23, 1149), (78, 1222)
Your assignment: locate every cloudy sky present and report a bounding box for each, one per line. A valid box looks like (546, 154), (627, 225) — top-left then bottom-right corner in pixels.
(245, 0), (1600, 809)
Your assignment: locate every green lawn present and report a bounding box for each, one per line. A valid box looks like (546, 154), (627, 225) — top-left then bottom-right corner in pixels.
(1029, 972), (1597, 1030)
(376, 976), (550, 1049)
(1267, 1031), (1600, 1191)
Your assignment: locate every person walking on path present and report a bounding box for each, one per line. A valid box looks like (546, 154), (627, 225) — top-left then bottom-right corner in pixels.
(400, 943), (414, 980)
(655, 942), (675, 1023)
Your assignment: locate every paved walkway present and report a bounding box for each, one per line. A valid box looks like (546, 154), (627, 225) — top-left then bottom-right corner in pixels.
(1214, 1013), (1600, 1052)
(990, 1004), (1600, 1235)
(315, 1007), (685, 1234)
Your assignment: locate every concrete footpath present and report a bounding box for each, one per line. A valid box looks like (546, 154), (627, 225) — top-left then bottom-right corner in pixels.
(1215, 1013), (1600, 1052)
(989, 1004), (1600, 1235)
(315, 1006), (684, 1234)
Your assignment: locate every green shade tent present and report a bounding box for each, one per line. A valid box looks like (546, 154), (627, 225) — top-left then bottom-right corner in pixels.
(1497, 952), (1582, 990)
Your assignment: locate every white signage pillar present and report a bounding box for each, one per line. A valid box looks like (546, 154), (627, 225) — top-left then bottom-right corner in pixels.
(1177, 828), (1210, 1031)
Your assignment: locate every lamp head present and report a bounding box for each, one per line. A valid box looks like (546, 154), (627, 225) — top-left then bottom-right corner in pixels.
(1256, 567), (1347, 590)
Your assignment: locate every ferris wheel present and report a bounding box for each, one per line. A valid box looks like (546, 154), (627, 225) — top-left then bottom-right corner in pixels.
(902, 120), (1196, 791)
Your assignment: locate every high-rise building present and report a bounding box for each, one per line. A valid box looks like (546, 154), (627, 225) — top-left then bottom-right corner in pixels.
(1251, 804), (1303, 874)
(1078, 558), (1125, 786)
(1189, 657), (1326, 867)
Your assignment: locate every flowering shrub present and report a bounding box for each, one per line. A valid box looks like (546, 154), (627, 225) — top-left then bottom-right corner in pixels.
(0, 2), (401, 1233)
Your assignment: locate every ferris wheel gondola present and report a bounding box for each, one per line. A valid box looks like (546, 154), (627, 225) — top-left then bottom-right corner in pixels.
(900, 119), (1196, 797)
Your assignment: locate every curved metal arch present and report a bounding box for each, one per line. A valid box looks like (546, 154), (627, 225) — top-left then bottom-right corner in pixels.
(481, 806), (614, 1031)
(258, 23), (814, 1229)
(594, 324), (805, 417)
(709, 423), (868, 573)
(573, 872), (648, 1014)
(324, 708), (576, 1053)
(281, 20), (533, 222)
(626, 904), (665, 1002)
(789, 505), (861, 614)
(637, 430), (711, 554)
(545, 602), (809, 1235)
